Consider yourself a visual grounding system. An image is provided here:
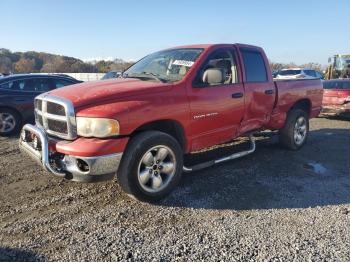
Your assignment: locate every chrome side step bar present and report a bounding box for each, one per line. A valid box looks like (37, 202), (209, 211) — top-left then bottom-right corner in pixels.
(183, 134), (256, 173)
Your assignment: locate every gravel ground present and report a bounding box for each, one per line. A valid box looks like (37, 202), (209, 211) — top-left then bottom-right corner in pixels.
(1, 116), (350, 261)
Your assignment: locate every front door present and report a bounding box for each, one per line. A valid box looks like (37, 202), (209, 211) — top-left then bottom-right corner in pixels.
(187, 48), (245, 151)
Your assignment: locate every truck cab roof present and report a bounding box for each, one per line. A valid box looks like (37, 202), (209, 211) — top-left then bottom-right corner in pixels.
(169, 43), (263, 51)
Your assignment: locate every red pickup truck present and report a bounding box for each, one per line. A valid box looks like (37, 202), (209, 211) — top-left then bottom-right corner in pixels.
(19, 44), (323, 201)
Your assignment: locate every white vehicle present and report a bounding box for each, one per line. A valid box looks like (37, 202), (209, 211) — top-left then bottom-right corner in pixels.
(276, 68), (322, 79)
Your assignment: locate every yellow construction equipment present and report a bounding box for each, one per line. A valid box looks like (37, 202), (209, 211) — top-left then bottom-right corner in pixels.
(325, 54), (350, 80)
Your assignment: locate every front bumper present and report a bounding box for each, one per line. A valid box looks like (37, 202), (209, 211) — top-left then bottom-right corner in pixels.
(19, 124), (123, 182)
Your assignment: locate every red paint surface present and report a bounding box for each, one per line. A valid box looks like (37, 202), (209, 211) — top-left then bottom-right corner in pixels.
(266, 79), (323, 129)
(54, 137), (129, 157)
(322, 80), (350, 113)
(45, 44), (323, 154)
(323, 89), (350, 106)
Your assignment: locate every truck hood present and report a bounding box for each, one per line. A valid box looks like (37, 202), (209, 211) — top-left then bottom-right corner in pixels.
(46, 78), (171, 108)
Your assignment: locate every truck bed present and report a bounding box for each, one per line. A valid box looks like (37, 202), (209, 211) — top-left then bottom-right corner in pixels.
(266, 78), (323, 129)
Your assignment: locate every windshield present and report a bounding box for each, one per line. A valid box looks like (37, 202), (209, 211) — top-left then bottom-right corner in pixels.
(335, 55), (350, 71)
(124, 48), (204, 83)
(279, 70), (301, 76)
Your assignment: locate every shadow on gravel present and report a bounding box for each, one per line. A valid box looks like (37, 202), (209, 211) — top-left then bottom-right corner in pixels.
(0, 247), (44, 262)
(0, 134), (19, 140)
(160, 128), (350, 211)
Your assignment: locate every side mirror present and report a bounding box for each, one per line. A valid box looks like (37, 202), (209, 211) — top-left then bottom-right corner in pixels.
(328, 57), (332, 63)
(202, 68), (224, 85)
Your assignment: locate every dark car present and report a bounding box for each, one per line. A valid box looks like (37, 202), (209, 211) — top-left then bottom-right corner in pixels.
(0, 74), (81, 136)
(322, 79), (350, 115)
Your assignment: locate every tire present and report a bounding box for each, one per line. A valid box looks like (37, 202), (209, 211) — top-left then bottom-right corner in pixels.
(117, 131), (183, 201)
(0, 108), (22, 136)
(279, 109), (309, 150)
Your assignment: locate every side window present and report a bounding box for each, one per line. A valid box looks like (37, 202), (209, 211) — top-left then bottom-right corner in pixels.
(241, 50), (268, 82)
(305, 70), (316, 77)
(195, 49), (238, 86)
(0, 80), (28, 91)
(315, 72), (322, 78)
(0, 79), (50, 91)
(22, 80), (35, 91)
(53, 79), (74, 89)
(0, 81), (13, 89)
(31, 78), (50, 92)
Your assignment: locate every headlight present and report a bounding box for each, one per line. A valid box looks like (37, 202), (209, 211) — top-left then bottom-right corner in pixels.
(76, 117), (120, 138)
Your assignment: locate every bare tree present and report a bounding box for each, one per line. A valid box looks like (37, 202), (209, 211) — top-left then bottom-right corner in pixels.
(0, 56), (12, 74)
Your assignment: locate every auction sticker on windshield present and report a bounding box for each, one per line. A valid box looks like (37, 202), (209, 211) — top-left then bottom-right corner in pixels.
(173, 60), (194, 67)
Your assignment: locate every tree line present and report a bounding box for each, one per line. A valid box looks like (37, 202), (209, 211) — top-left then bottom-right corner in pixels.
(0, 48), (324, 75)
(0, 48), (134, 74)
(269, 61), (323, 72)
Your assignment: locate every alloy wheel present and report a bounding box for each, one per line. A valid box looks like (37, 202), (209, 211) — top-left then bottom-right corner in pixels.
(137, 145), (176, 193)
(294, 116), (307, 146)
(0, 113), (16, 133)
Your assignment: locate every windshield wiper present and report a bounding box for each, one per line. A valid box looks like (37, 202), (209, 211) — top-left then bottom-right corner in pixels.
(140, 71), (166, 83)
(124, 71), (167, 83)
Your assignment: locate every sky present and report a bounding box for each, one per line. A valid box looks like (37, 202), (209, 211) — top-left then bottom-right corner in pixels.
(1, 0), (349, 65)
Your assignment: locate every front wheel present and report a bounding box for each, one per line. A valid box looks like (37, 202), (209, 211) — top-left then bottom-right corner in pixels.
(279, 109), (309, 150)
(117, 131), (183, 201)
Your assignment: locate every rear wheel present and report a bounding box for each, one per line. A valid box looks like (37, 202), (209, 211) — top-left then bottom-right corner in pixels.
(279, 109), (309, 150)
(0, 108), (21, 136)
(117, 131), (183, 201)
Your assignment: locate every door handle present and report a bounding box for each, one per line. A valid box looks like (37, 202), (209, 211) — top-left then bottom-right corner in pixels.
(232, 92), (243, 98)
(265, 89), (274, 95)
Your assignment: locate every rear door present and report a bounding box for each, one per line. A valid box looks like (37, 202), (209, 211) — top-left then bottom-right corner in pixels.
(238, 48), (275, 133)
(187, 48), (245, 150)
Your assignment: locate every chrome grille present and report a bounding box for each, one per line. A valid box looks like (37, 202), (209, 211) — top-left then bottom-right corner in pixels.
(37, 114), (43, 126)
(47, 102), (65, 116)
(47, 119), (68, 133)
(34, 94), (77, 140)
(35, 99), (42, 111)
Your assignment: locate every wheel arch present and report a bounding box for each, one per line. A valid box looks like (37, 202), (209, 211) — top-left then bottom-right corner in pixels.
(129, 119), (187, 152)
(289, 99), (312, 116)
(0, 106), (23, 121)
